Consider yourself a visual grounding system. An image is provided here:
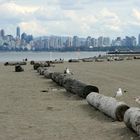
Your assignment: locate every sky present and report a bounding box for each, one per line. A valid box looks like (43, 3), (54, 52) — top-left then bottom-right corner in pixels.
(0, 0), (140, 38)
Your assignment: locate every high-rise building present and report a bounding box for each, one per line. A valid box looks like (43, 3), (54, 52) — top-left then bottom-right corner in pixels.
(103, 37), (110, 47)
(16, 26), (20, 38)
(98, 36), (104, 47)
(0, 29), (5, 38)
(72, 36), (79, 47)
(138, 34), (140, 46)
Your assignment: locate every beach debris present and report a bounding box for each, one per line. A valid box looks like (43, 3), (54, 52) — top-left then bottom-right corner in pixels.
(114, 57), (124, 61)
(44, 70), (53, 79)
(63, 78), (99, 98)
(107, 57), (114, 62)
(86, 92), (129, 121)
(134, 96), (140, 105)
(134, 56), (140, 59)
(30, 60), (35, 65)
(68, 59), (80, 62)
(37, 67), (48, 75)
(114, 88), (123, 97)
(4, 61), (26, 66)
(124, 107), (140, 135)
(52, 88), (58, 91)
(95, 58), (104, 62)
(82, 58), (93, 62)
(15, 65), (24, 72)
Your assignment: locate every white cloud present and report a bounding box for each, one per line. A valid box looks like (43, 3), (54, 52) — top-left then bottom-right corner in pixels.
(133, 8), (140, 21)
(0, 0), (139, 38)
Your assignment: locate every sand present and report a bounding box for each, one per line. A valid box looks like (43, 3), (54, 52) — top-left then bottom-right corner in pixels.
(0, 59), (140, 140)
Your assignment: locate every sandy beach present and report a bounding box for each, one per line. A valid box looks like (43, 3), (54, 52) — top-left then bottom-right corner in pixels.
(0, 59), (140, 140)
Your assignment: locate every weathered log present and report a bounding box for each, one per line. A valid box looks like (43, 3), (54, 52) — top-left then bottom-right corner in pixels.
(134, 56), (140, 59)
(33, 63), (41, 70)
(68, 59), (80, 62)
(44, 70), (53, 79)
(30, 60), (35, 65)
(63, 78), (99, 98)
(51, 72), (62, 83)
(95, 58), (104, 62)
(4, 61), (26, 66)
(37, 67), (48, 75)
(82, 59), (93, 62)
(124, 107), (140, 135)
(51, 73), (70, 86)
(15, 65), (24, 72)
(86, 92), (129, 121)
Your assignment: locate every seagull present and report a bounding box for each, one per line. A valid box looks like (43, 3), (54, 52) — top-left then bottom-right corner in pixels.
(114, 88), (123, 97)
(64, 68), (73, 75)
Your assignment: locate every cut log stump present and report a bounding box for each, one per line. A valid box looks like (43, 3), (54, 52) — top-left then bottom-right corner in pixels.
(15, 65), (24, 72)
(124, 107), (140, 135)
(63, 78), (99, 98)
(86, 92), (129, 121)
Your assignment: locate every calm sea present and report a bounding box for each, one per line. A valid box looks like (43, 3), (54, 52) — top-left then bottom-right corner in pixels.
(0, 51), (106, 62)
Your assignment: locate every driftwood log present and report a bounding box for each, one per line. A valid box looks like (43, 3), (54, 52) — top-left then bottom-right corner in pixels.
(63, 78), (99, 98)
(37, 67), (48, 75)
(82, 58), (93, 62)
(30, 60), (35, 65)
(86, 92), (129, 121)
(4, 61), (26, 66)
(51, 73), (70, 86)
(44, 70), (53, 79)
(15, 65), (24, 72)
(33, 63), (41, 70)
(134, 56), (140, 59)
(124, 107), (140, 135)
(68, 59), (80, 62)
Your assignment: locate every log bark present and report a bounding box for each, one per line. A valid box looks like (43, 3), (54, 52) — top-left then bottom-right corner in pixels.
(37, 67), (48, 75)
(82, 59), (93, 62)
(68, 59), (80, 62)
(63, 78), (99, 98)
(44, 70), (53, 79)
(4, 61), (26, 66)
(15, 65), (24, 72)
(51, 73), (70, 86)
(86, 92), (129, 121)
(124, 107), (140, 135)
(51, 72), (62, 84)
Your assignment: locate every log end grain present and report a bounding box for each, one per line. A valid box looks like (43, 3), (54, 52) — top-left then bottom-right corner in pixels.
(115, 103), (129, 121)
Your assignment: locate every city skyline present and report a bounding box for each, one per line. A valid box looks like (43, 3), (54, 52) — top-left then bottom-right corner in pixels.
(0, 0), (140, 38)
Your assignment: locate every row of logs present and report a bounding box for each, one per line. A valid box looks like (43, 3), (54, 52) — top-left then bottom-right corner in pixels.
(36, 67), (140, 136)
(86, 93), (140, 135)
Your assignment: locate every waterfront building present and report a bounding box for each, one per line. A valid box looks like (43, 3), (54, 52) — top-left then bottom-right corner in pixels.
(16, 26), (20, 38)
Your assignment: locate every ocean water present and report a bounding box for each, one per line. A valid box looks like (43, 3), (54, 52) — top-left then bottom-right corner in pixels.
(0, 51), (106, 62)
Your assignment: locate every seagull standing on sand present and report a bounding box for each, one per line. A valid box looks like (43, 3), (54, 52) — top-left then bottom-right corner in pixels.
(64, 68), (73, 75)
(114, 88), (123, 97)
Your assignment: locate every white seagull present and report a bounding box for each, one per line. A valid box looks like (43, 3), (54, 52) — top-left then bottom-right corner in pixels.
(114, 88), (123, 97)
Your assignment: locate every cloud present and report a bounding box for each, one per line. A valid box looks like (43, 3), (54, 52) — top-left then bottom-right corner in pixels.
(19, 21), (47, 35)
(133, 8), (140, 21)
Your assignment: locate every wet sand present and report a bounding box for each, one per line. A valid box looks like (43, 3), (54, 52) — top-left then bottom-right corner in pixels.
(0, 60), (140, 140)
